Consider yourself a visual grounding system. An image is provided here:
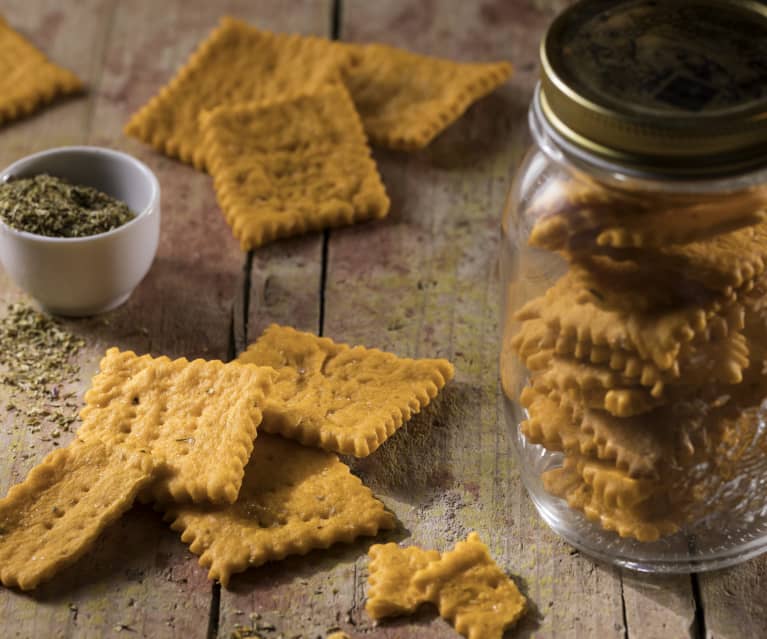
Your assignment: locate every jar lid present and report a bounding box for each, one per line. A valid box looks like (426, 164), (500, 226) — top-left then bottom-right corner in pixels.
(540, 0), (767, 176)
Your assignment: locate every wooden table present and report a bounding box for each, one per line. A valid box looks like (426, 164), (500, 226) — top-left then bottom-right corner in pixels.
(0, 1), (764, 637)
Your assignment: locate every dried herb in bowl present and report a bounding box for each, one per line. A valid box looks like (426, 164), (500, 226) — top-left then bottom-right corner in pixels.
(0, 174), (135, 238)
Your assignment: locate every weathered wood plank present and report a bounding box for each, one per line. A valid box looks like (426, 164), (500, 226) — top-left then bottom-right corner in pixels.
(0, 1), (312, 637)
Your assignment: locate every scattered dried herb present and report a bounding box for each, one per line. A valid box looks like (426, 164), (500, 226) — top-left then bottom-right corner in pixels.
(0, 174), (134, 237)
(0, 303), (84, 434)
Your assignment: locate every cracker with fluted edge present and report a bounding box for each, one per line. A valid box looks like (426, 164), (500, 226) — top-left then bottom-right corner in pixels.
(237, 325), (454, 457)
(124, 17), (352, 170)
(201, 86), (389, 250)
(164, 434), (396, 588)
(529, 179), (767, 252)
(411, 532), (527, 639)
(0, 439), (153, 590)
(0, 16), (82, 127)
(565, 455), (657, 510)
(366, 542), (441, 620)
(344, 42), (512, 150)
(78, 347), (273, 505)
(522, 384), (726, 480)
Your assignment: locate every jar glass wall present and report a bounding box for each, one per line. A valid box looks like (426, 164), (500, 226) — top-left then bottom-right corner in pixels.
(500, 90), (767, 573)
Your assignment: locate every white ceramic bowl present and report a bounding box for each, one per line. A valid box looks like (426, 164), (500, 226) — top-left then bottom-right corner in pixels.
(0, 146), (160, 316)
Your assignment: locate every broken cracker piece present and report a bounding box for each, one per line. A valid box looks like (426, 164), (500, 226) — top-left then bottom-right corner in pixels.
(124, 17), (352, 170)
(0, 439), (153, 590)
(78, 347), (273, 505)
(412, 532), (526, 639)
(366, 542), (440, 619)
(165, 434), (396, 588)
(344, 42), (512, 150)
(237, 325), (454, 457)
(202, 85), (389, 250)
(0, 15), (82, 126)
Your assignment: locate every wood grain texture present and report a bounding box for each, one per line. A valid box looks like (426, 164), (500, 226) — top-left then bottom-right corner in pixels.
(0, 1), (308, 636)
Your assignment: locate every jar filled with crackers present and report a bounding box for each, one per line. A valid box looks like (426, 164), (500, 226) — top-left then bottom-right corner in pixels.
(500, 0), (767, 572)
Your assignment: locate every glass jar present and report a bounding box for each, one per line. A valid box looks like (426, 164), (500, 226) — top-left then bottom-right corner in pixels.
(501, 0), (767, 572)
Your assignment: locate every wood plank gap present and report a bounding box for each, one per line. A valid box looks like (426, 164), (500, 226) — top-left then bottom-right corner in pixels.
(318, 230), (330, 336)
(690, 573), (707, 639)
(207, 581), (222, 639)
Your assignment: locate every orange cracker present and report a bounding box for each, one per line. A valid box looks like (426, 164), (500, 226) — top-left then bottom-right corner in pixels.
(237, 325), (454, 457)
(366, 542), (440, 619)
(344, 42), (512, 150)
(78, 347), (273, 505)
(124, 17), (352, 170)
(201, 86), (390, 250)
(0, 439), (153, 590)
(412, 532), (527, 639)
(0, 16), (82, 126)
(164, 433), (396, 588)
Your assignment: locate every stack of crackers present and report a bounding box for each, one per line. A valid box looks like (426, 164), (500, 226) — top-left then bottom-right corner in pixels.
(502, 179), (767, 542)
(124, 17), (512, 250)
(0, 324), (453, 590)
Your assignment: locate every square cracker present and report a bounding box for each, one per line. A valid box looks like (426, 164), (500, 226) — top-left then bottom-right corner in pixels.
(0, 16), (82, 126)
(0, 438), (153, 590)
(202, 85), (390, 250)
(344, 43), (512, 150)
(237, 325), (455, 457)
(78, 347), (274, 505)
(124, 17), (353, 170)
(411, 532), (527, 639)
(366, 542), (440, 620)
(164, 433), (396, 587)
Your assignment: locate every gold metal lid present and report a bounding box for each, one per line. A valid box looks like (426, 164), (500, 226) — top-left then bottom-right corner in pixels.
(540, 0), (767, 175)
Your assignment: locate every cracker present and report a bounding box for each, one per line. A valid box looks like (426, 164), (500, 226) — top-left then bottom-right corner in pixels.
(202, 86), (390, 250)
(366, 542), (440, 619)
(124, 17), (352, 170)
(515, 268), (730, 370)
(237, 325), (454, 457)
(533, 355), (664, 417)
(412, 532), (527, 639)
(78, 347), (273, 505)
(164, 434), (396, 588)
(542, 467), (680, 542)
(566, 455), (657, 510)
(529, 179), (767, 252)
(344, 43), (512, 150)
(0, 16), (82, 126)
(0, 439), (153, 590)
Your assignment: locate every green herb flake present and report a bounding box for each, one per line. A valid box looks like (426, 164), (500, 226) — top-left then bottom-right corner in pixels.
(0, 174), (135, 238)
